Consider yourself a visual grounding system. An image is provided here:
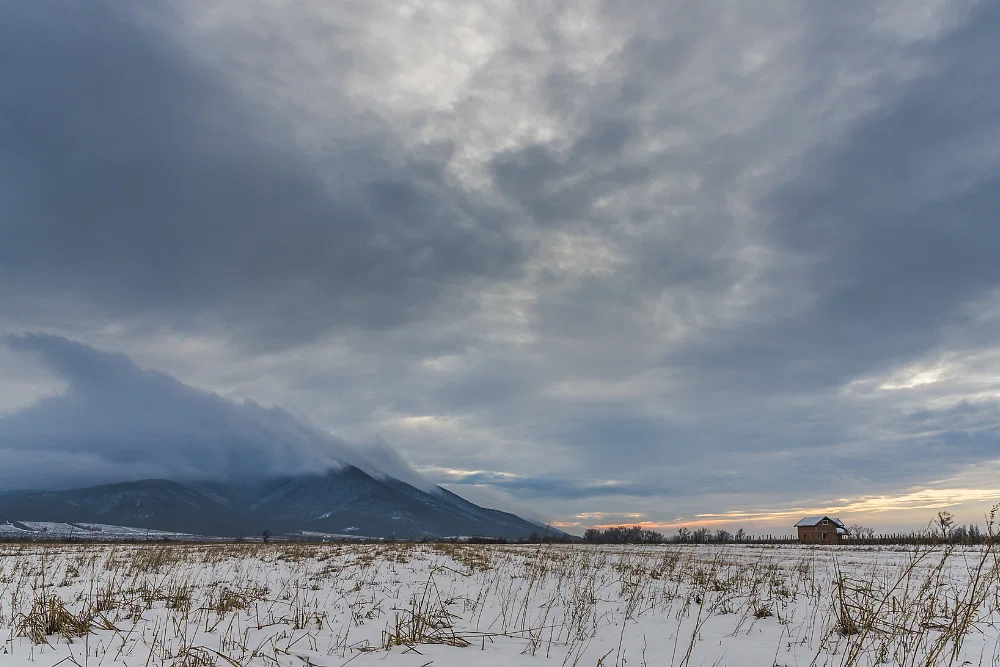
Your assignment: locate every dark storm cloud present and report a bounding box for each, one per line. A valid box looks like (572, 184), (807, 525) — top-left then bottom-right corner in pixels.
(0, 334), (424, 490)
(0, 0), (521, 348)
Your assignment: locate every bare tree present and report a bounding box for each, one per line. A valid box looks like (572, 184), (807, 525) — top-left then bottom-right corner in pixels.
(935, 511), (955, 540)
(849, 524), (875, 540)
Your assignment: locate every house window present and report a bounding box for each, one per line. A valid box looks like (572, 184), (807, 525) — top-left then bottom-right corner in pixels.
(822, 519), (829, 525)
(822, 532), (828, 540)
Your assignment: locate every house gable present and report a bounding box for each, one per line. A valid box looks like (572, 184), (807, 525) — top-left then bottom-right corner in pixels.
(794, 515), (844, 528)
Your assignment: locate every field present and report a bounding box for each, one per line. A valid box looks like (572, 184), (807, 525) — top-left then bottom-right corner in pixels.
(1, 541), (998, 666)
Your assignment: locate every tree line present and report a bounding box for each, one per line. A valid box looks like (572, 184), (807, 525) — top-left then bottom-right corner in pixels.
(580, 509), (998, 546)
(582, 526), (755, 544)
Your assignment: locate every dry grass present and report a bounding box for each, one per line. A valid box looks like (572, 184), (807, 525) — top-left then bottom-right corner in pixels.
(0, 527), (998, 666)
(16, 594), (92, 644)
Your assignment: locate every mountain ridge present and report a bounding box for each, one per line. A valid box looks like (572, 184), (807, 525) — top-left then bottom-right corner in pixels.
(0, 467), (564, 539)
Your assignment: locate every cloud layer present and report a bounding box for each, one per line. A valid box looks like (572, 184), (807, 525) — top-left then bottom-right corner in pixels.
(0, 334), (424, 490)
(2, 0), (1000, 528)
(1, 0), (519, 348)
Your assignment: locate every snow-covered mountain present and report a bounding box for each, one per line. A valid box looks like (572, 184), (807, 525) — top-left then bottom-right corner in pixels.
(0, 467), (561, 539)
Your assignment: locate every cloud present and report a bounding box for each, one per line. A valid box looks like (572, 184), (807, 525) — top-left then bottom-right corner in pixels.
(1, 0), (999, 529)
(0, 0), (522, 349)
(420, 466), (663, 499)
(746, 0), (1000, 391)
(0, 334), (425, 490)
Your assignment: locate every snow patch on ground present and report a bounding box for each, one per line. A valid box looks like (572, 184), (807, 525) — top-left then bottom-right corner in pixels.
(0, 521), (194, 540)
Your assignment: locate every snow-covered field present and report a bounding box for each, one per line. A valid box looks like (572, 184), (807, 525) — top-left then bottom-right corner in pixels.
(1, 542), (997, 666)
(0, 521), (197, 541)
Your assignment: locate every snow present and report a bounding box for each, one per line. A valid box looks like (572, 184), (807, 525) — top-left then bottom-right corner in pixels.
(794, 516), (845, 527)
(0, 521), (195, 540)
(294, 530), (372, 540)
(0, 542), (997, 666)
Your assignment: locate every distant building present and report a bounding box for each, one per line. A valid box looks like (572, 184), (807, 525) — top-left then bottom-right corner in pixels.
(795, 516), (848, 544)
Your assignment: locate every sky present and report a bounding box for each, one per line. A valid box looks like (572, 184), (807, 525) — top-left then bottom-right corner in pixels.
(2, 0), (1000, 534)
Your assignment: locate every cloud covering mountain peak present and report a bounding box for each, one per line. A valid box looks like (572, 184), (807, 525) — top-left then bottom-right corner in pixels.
(0, 334), (427, 491)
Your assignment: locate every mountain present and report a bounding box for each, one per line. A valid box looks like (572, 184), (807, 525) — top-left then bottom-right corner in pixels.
(0, 479), (258, 536)
(0, 467), (562, 539)
(0, 337), (566, 540)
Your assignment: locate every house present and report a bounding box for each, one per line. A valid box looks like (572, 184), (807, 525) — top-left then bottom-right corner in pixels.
(795, 516), (849, 544)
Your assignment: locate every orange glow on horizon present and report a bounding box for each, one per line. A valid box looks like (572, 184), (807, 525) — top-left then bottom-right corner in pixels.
(581, 487), (1000, 533)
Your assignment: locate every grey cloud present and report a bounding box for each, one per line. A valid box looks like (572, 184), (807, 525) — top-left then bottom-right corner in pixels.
(465, 2), (996, 511)
(0, 0), (522, 349)
(0, 334), (424, 490)
(476, 1), (1000, 472)
(437, 471), (665, 501)
(611, 0), (1000, 483)
(746, 0), (1000, 388)
(1, 0), (999, 527)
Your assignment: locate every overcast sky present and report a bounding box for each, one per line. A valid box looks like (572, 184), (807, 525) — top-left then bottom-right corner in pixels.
(2, 0), (999, 533)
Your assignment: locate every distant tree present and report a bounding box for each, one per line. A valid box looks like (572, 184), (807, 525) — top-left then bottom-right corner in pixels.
(714, 529), (732, 543)
(735, 529), (746, 542)
(641, 529), (664, 544)
(849, 524), (875, 540)
(578, 526), (664, 545)
(935, 511), (955, 540)
(676, 527), (690, 543)
(262, 530), (272, 544)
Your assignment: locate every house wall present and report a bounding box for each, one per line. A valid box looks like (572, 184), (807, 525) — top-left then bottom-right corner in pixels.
(797, 524), (841, 544)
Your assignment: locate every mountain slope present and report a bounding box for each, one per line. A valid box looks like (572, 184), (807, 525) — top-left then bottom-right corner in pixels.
(0, 480), (257, 536)
(0, 469), (561, 539)
(201, 467), (555, 538)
